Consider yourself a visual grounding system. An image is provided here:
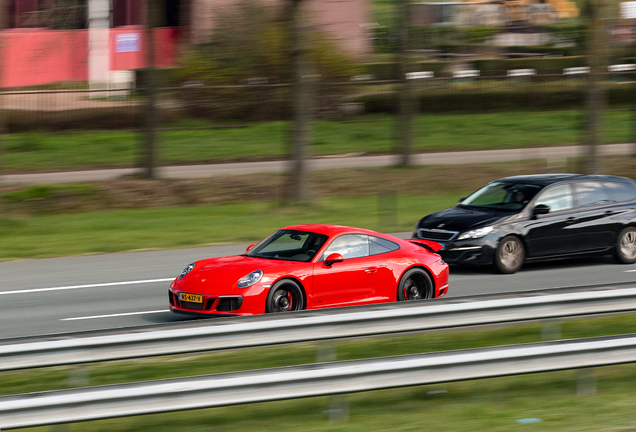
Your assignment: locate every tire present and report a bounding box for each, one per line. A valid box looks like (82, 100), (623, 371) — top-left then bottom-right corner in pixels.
(397, 268), (433, 301)
(615, 227), (636, 264)
(265, 279), (305, 313)
(494, 236), (525, 274)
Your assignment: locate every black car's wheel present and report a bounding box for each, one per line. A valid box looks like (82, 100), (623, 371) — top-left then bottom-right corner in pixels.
(397, 268), (433, 301)
(615, 227), (636, 264)
(265, 280), (305, 313)
(494, 236), (525, 274)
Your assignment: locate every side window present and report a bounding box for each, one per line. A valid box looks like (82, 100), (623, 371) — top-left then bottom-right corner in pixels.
(603, 181), (636, 202)
(369, 236), (400, 255)
(322, 235), (369, 260)
(575, 182), (609, 207)
(535, 184), (573, 212)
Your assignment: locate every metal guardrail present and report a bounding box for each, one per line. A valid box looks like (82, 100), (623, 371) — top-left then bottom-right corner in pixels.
(3, 286), (636, 372)
(2, 333), (636, 429)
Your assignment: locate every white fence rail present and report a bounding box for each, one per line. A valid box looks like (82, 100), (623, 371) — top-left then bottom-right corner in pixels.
(2, 286), (636, 372)
(2, 333), (636, 429)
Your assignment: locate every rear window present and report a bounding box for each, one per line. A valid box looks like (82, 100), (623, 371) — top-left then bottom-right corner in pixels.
(369, 236), (400, 255)
(603, 181), (636, 202)
(575, 182), (609, 207)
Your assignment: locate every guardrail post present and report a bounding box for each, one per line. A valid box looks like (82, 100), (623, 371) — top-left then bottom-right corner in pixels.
(316, 342), (349, 421)
(576, 368), (597, 396)
(541, 319), (561, 340)
(50, 366), (89, 431)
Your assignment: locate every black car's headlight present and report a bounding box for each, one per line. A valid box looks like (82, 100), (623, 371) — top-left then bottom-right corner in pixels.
(178, 263), (195, 280)
(457, 226), (493, 240)
(237, 270), (263, 288)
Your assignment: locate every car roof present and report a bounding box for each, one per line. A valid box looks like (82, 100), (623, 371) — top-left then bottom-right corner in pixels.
(494, 174), (634, 186)
(281, 224), (380, 237)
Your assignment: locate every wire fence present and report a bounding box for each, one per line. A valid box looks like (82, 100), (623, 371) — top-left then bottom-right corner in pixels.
(1, 71), (634, 134)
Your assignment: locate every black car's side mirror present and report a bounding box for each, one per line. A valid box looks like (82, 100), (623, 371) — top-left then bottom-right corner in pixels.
(458, 197), (466, 204)
(532, 204), (550, 216)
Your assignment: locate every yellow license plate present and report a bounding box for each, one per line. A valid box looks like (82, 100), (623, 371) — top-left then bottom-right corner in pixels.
(179, 292), (203, 303)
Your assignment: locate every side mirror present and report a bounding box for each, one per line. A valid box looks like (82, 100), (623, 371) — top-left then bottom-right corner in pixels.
(458, 197), (466, 204)
(532, 204), (550, 216)
(324, 253), (344, 266)
(246, 244), (255, 252)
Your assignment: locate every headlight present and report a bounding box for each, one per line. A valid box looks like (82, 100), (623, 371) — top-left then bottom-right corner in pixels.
(178, 263), (195, 280)
(457, 226), (493, 240)
(237, 270), (263, 288)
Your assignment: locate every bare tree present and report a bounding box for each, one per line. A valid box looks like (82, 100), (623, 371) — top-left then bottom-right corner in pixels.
(584, 0), (607, 174)
(287, 0), (312, 204)
(396, 0), (412, 166)
(143, 0), (162, 179)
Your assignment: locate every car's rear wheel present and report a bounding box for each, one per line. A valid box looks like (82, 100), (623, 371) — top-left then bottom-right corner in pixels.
(615, 227), (636, 264)
(397, 268), (433, 301)
(494, 236), (525, 274)
(265, 280), (305, 313)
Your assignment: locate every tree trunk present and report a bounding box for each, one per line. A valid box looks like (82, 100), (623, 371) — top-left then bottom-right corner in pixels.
(396, 0), (412, 167)
(287, 0), (312, 204)
(143, 0), (161, 179)
(584, 0), (606, 174)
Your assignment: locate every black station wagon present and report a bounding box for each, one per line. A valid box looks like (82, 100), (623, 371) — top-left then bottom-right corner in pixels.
(413, 174), (636, 274)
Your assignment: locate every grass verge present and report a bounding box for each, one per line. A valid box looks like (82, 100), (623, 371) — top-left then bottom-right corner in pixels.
(2, 110), (633, 173)
(0, 194), (459, 260)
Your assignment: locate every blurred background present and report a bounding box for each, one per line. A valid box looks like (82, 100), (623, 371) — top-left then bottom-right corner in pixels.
(4, 2), (636, 431)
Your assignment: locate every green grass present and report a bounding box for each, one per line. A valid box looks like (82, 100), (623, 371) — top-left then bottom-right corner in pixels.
(3, 110), (633, 173)
(0, 194), (460, 260)
(4, 314), (636, 431)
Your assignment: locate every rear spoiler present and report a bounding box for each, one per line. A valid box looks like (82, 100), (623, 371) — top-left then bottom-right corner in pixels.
(408, 239), (444, 253)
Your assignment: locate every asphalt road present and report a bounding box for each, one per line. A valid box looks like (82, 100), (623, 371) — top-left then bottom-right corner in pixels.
(2, 234), (636, 340)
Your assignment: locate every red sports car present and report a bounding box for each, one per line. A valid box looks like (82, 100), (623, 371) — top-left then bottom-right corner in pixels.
(169, 224), (449, 316)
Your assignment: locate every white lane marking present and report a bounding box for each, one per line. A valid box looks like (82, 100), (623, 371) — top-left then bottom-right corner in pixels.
(0, 278), (174, 296)
(61, 310), (170, 321)
(625, 270), (636, 272)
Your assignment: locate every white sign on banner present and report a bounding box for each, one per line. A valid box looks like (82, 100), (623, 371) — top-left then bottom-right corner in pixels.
(621, 1), (636, 19)
(116, 34), (141, 53)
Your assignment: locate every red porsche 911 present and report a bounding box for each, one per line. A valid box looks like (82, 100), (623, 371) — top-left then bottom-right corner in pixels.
(169, 224), (449, 316)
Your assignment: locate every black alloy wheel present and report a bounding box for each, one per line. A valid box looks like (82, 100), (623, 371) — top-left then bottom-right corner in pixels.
(494, 235), (525, 274)
(616, 227), (636, 264)
(397, 268), (433, 301)
(265, 280), (305, 313)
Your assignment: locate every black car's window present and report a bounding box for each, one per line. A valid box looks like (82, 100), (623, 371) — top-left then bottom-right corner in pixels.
(460, 182), (542, 211)
(321, 234), (369, 260)
(603, 181), (636, 202)
(575, 182), (609, 207)
(369, 236), (400, 255)
(534, 184), (573, 212)
(247, 230), (328, 262)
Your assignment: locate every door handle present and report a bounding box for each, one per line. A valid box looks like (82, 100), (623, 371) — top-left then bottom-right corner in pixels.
(364, 267), (377, 273)
(566, 217), (578, 223)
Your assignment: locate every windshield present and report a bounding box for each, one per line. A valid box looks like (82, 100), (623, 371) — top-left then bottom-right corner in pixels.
(460, 182), (543, 211)
(246, 230), (328, 262)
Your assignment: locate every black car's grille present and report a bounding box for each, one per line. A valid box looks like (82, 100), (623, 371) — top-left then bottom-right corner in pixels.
(417, 229), (458, 242)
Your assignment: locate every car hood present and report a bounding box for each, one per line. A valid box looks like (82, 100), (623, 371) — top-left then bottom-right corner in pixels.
(417, 206), (508, 233)
(176, 255), (305, 289)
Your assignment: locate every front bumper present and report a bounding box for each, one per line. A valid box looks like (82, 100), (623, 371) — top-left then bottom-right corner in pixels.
(413, 231), (497, 266)
(169, 283), (269, 316)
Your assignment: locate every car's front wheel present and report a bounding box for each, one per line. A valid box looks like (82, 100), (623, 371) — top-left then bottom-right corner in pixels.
(397, 268), (433, 301)
(494, 236), (525, 274)
(265, 280), (305, 313)
(615, 227), (636, 264)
